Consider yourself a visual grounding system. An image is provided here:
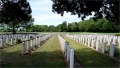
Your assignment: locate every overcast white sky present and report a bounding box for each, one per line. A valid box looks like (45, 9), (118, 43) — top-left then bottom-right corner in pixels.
(29, 0), (94, 26)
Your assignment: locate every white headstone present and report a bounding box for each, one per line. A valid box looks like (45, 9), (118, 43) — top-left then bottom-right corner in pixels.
(1, 39), (4, 48)
(30, 40), (33, 48)
(22, 42), (25, 55)
(67, 45), (70, 61)
(70, 49), (74, 68)
(27, 41), (30, 51)
(85, 38), (87, 46)
(109, 44), (115, 57)
(112, 37), (116, 44)
(102, 42), (106, 53)
(11, 38), (14, 45)
(36, 38), (37, 45)
(96, 38), (99, 51)
(39, 37), (41, 43)
(64, 43), (67, 56)
(91, 39), (95, 48)
(100, 37), (102, 43)
(107, 39), (111, 45)
(83, 37), (84, 45)
(6, 38), (9, 44)
(88, 38), (90, 47)
(118, 37), (120, 48)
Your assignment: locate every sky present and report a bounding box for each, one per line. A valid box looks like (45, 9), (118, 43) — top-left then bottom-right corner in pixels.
(29, 0), (94, 26)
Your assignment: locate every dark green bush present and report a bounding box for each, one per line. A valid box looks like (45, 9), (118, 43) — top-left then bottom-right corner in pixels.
(115, 34), (120, 36)
(30, 36), (33, 38)
(105, 46), (110, 54)
(16, 39), (22, 44)
(114, 47), (120, 59)
(37, 36), (39, 38)
(66, 41), (69, 45)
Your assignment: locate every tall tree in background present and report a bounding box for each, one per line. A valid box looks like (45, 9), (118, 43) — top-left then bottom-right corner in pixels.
(0, 0), (32, 34)
(61, 21), (67, 32)
(51, 0), (119, 24)
(24, 18), (34, 32)
(56, 24), (62, 32)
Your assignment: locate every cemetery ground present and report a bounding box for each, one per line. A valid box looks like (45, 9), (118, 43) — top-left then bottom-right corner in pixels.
(0, 32), (120, 68)
(0, 36), (65, 67)
(62, 36), (120, 67)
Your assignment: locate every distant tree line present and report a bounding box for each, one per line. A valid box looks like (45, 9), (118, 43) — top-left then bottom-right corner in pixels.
(0, 18), (119, 32)
(66, 18), (119, 32)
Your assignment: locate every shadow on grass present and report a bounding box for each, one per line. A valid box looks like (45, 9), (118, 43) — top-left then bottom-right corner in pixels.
(74, 47), (120, 67)
(1, 49), (65, 68)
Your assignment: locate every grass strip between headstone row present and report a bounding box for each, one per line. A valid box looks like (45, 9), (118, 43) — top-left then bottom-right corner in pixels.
(1, 36), (65, 68)
(62, 36), (120, 68)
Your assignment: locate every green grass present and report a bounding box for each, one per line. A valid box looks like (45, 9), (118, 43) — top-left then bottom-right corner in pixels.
(68, 32), (93, 34)
(1, 36), (65, 68)
(62, 36), (120, 68)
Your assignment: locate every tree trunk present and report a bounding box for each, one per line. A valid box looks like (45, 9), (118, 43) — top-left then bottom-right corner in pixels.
(12, 22), (16, 34)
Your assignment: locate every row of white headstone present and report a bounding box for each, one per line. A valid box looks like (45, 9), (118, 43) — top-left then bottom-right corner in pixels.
(66, 34), (120, 57)
(22, 34), (51, 55)
(58, 34), (74, 68)
(0, 34), (37, 41)
(67, 34), (120, 48)
(0, 34), (43, 48)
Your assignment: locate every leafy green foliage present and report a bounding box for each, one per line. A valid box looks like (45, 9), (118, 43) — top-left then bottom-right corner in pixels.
(105, 46), (110, 54)
(114, 47), (120, 59)
(16, 39), (22, 44)
(115, 34), (120, 36)
(29, 18), (119, 32)
(66, 41), (69, 45)
(0, 0), (32, 34)
(30, 36), (33, 38)
(51, 0), (119, 24)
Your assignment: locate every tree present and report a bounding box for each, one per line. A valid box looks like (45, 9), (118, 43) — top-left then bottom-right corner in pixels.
(48, 25), (56, 32)
(67, 23), (71, 32)
(24, 18), (34, 32)
(51, 0), (119, 24)
(56, 24), (62, 32)
(67, 22), (78, 32)
(0, 0), (32, 34)
(61, 21), (67, 32)
(0, 23), (6, 32)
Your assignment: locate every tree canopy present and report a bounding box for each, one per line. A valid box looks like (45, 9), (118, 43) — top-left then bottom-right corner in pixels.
(0, 0), (119, 33)
(0, 0), (32, 34)
(0, 0), (32, 24)
(51, 0), (119, 24)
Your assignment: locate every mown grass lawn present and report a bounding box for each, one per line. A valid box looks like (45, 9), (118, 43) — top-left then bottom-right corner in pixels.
(1, 36), (65, 68)
(68, 32), (93, 34)
(62, 36), (120, 68)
